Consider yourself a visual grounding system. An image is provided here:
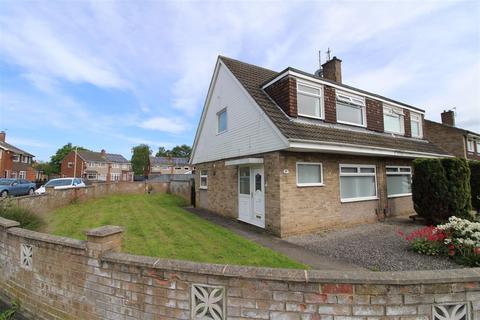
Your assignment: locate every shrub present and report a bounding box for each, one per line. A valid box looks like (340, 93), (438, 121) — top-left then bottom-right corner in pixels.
(401, 226), (446, 256)
(441, 158), (471, 219)
(0, 199), (43, 231)
(412, 158), (472, 223)
(470, 161), (480, 212)
(0, 299), (18, 320)
(412, 158), (448, 223)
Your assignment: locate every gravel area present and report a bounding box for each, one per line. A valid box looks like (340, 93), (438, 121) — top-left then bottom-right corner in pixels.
(286, 219), (463, 271)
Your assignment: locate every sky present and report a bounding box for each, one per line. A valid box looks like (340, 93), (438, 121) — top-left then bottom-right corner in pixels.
(0, 0), (479, 161)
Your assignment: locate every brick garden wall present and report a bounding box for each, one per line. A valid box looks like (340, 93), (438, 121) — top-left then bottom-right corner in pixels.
(9, 181), (190, 216)
(0, 217), (479, 320)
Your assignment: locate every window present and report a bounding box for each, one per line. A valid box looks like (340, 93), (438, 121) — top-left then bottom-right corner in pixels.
(239, 167), (250, 194)
(12, 154), (20, 162)
(336, 91), (366, 126)
(383, 105), (404, 134)
(467, 139), (475, 152)
(200, 170), (208, 189)
(67, 162), (73, 168)
(18, 171), (26, 179)
(477, 141), (480, 154)
(410, 112), (423, 138)
(386, 166), (412, 197)
(339, 164), (377, 202)
(88, 162), (95, 167)
(217, 108), (227, 134)
(22, 156), (28, 163)
(87, 173), (97, 180)
(110, 173), (120, 181)
(296, 162), (324, 187)
(297, 82), (323, 119)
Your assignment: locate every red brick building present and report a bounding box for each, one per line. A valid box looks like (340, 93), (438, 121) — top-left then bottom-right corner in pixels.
(0, 131), (36, 181)
(425, 111), (480, 161)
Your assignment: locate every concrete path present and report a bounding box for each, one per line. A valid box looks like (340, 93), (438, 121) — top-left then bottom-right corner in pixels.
(185, 207), (364, 271)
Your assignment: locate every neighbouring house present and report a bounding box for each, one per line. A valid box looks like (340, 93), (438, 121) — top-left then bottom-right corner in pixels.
(424, 110), (480, 161)
(148, 157), (193, 175)
(0, 131), (36, 181)
(190, 56), (451, 237)
(60, 149), (133, 182)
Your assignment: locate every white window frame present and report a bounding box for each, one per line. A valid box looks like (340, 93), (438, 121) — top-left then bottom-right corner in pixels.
(12, 154), (20, 162)
(386, 166), (412, 198)
(296, 80), (324, 119)
(18, 171), (26, 179)
(22, 156), (28, 163)
(67, 162), (73, 168)
(476, 141), (480, 154)
(296, 162), (324, 187)
(383, 105), (405, 135)
(339, 164), (378, 203)
(110, 173), (120, 181)
(467, 139), (475, 152)
(217, 108), (227, 134)
(200, 170), (208, 189)
(410, 112), (423, 138)
(335, 91), (366, 127)
(87, 173), (97, 180)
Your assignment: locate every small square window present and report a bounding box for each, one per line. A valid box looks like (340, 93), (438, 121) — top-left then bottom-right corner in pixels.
(297, 162), (323, 187)
(217, 109), (227, 134)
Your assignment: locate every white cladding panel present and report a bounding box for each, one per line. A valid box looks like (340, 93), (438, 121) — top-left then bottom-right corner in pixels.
(191, 63), (286, 164)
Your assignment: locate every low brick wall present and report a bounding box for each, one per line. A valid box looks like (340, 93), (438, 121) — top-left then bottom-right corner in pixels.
(0, 217), (479, 320)
(8, 180), (190, 215)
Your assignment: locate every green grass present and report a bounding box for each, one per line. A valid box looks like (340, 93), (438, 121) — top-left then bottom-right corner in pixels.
(44, 193), (305, 269)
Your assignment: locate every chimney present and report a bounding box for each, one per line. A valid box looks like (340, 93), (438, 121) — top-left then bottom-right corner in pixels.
(0, 131), (5, 142)
(100, 149), (106, 156)
(441, 110), (455, 126)
(321, 56), (342, 83)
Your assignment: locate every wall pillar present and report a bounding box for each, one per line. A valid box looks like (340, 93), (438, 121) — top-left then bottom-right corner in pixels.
(377, 160), (388, 220)
(85, 225), (123, 258)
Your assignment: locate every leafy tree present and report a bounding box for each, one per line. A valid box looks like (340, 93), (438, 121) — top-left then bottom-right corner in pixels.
(131, 144), (151, 175)
(441, 158), (471, 219)
(169, 144), (192, 158)
(33, 162), (55, 177)
(155, 146), (171, 157)
(49, 143), (86, 174)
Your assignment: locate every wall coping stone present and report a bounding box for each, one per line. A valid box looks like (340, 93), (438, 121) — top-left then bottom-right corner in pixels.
(0, 217), (20, 228)
(102, 251), (480, 284)
(85, 225), (124, 237)
(7, 227), (86, 249)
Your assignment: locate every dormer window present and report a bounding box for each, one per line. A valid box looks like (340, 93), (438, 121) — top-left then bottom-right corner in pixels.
(383, 105), (404, 135)
(410, 112), (423, 138)
(296, 81), (323, 119)
(217, 108), (227, 134)
(336, 91), (366, 127)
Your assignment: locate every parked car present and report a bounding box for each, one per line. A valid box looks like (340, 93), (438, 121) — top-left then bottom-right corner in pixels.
(0, 178), (36, 198)
(34, 178), (86, 195)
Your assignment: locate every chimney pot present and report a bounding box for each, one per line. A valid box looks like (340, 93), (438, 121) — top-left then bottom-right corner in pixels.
(441, 110), (455, 127)
(321, 56), (342, 83)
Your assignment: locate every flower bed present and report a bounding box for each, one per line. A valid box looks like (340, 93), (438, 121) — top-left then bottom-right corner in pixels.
(401, 216), (480, 267)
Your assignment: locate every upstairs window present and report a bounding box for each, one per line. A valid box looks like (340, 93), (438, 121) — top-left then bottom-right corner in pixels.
(297, 82), (322, 119)
(217, 108), (227, 134)
(477, 141), (480, 154)
(383, 105), (404, 134)
(467, 139), (475, 152)
(410, 112), (423, 138)
(12, 154), (20, 162)
(336, 91), (366, 126)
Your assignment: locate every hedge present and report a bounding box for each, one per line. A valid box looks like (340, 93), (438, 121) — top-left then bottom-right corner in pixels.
(470, 160), (480, 212)
(412, 157), (471, 224)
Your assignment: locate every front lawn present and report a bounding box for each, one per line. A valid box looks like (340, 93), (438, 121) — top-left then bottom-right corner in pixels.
(44, 193), (305, 269)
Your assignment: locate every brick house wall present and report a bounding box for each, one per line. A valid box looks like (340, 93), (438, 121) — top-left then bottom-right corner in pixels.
(60, 151), (85, 178)
(323, 86), (337, 123)
(0, 149), (13, 178)
(264, 76), (297, 117)
(366, 98), (384, 132)
(195, 152), (414, 237)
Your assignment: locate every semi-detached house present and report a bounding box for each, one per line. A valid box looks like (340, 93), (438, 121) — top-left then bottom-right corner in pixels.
(191, 56), (450, 237)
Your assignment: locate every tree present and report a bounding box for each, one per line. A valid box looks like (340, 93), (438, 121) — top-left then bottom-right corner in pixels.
(49, 143), (86, 174)
(131, 144), (151, 176)
(33, 162), (55, 177)
(155, 146), (171, 157)
(169, 144), (192, 158)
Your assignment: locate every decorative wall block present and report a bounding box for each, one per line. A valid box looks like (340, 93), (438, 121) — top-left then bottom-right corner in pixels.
(191, 284), (225, 320)
(20, 243), (33, 270)
(433, 302), (470, 320)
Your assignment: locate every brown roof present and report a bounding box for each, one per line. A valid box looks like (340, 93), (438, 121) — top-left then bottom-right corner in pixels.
(0, 141), (34, 157)
(219, 56), (448, 156)
(77, 150), (129, 163)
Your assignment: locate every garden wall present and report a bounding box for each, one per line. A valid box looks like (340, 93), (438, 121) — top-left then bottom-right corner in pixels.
(7, 180), (191, 216)
(1, 217), (479, 320)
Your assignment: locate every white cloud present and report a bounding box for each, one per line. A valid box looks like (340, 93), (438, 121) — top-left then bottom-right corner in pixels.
(139, 117), (188, 134)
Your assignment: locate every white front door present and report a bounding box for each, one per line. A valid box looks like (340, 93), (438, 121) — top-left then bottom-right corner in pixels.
(238, 166), (265, 228)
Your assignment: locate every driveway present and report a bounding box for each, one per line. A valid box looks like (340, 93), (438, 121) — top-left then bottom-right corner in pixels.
(286, 218), (462, 271)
